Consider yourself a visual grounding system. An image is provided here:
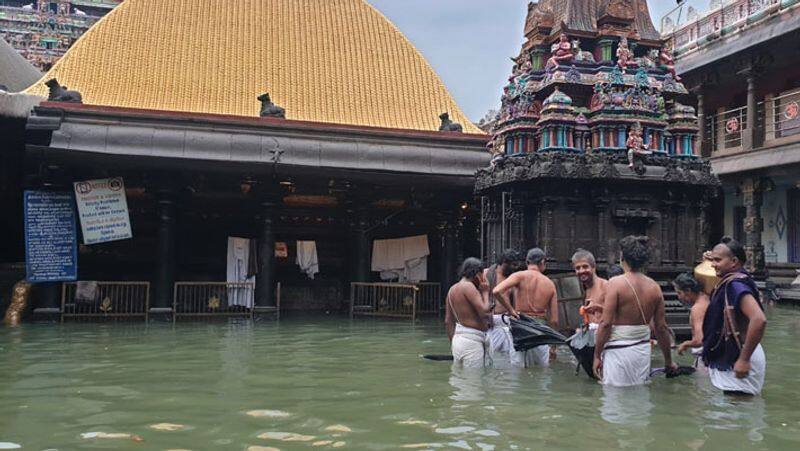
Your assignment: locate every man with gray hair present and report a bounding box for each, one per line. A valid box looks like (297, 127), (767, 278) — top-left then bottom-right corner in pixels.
(493, 248), (559, 367)
(572, 249), (608, 327)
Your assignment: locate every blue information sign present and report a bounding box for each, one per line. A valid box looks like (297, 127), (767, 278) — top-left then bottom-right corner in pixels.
(24, 190), (78, 283)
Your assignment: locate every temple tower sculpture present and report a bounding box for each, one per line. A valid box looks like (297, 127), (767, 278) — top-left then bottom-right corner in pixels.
(477, 0), (719, 275)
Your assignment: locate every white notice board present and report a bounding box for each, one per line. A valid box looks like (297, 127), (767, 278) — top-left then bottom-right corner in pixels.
(74, 177), (133, 245)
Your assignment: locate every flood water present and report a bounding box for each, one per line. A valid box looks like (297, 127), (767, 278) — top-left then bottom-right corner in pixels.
(2, 307), (800, 450)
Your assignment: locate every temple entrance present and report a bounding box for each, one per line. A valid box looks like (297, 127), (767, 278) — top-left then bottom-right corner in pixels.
(788, 189), (800, 263)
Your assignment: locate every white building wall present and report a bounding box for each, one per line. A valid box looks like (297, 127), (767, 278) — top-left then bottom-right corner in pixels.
(762, 185), (789, 264)
(723, 184), (790, 264)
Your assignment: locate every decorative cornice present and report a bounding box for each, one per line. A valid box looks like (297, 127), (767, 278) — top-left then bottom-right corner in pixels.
(475, 152), (720, 192)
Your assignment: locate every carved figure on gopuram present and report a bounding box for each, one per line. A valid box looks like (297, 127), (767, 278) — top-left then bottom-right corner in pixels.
(626, 123), (652, 169)
(616, 37), (633, 71)
(546, 33), (573, 69)
(659, 42), (682, 82)
(477, 0), (718, 272)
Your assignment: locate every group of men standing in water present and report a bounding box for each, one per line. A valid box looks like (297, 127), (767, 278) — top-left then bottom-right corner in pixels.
(444, 235), (768, 396)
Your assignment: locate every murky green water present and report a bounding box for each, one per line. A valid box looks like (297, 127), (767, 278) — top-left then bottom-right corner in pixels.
(1, 307), (800, 450)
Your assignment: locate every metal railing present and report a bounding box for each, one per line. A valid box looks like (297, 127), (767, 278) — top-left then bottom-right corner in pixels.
(350, 283), (419, 320)
(663, 0), (782, 49)
(414, 282), (442, 316)
(61, 281), (150, 321)
(708, 105), (747, 151)
(172, 282), (282, 321)
(173, 281), (256, 320)
(765, 88), (800, 140)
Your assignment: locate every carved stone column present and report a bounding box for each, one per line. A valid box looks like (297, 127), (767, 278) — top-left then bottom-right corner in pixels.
(675, 202), (690, 265)
(741, 177), (770, 275)
(696, 90), (707, 157)
(592, 192), (611, 264)
(696, 200), (711, 261)
(541, 198), (557, 257)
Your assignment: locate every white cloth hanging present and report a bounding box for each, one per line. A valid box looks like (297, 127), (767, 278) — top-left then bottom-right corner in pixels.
(296, 241), (319, 279)
(227, 237), (255, 309)
(371, 235), (429, 282)
(75, 281), (98, 302)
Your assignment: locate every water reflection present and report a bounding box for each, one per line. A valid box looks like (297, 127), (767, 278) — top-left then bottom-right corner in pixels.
(600, 385), (653, 427)
(448, 366), (489, 402)
(1, 311), (799, 449)
(703, 393), (767, 442)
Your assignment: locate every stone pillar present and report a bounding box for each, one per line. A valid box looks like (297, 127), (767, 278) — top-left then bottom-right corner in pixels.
(696, 90), (707, 157)
(352, 209), (370, 283)
(743, 72), (758, 150)
(741, 177), (767, 276)
(696, 200), (711, 261)
(255, 196), (278, 308)
(152, 189), (177, 314)
(594, 198), (611, 264)
(541, 199), (556, 257)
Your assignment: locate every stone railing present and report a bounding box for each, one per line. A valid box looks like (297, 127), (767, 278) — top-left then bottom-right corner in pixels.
(661, 0), (793, 54)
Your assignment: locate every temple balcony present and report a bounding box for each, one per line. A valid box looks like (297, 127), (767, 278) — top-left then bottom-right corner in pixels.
(706, 87), (800, 176)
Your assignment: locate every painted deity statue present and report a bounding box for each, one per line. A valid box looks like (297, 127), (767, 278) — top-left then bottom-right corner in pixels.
(617, 37), (632, 71)
(627, 124), (652, 168)
(546, 33), (573, 69)
(659, 43), (682, 82)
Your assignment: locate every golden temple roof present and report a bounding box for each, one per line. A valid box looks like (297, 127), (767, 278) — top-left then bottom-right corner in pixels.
(25, 0), (481, 133)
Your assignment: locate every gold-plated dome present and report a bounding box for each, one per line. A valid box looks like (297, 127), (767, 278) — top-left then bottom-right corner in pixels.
(26, 0), (481, 133)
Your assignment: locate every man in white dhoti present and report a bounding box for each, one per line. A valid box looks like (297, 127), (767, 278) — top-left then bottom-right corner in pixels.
(673, 273), (710, 372)
(445, 258), (507, 368)
(484, 249), (524, 366)
(594, 236), (676, 387)
(493, 248), (557, 368)
(703, 237), (767, 395)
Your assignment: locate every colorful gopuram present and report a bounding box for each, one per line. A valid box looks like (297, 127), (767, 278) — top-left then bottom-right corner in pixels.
(476, 0), (719, 276)
(0, 1), (121, 71)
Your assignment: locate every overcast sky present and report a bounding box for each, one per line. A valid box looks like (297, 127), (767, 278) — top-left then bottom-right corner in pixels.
(368, 0), (686, 122)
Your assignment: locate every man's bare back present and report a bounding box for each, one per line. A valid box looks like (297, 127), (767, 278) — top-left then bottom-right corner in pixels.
(493, 267), (558, 327)
(445, 280), (490, 339)
(605, 273), (663, 326)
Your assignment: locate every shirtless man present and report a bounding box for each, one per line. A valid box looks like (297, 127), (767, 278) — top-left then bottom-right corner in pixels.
(493, 248), (558, 367)
(445, 258), (515, 368)
(672, 273), (710, 370)
(484, 250), (524, 365)
(572, 249), (608, 327)
(593, 236), (676, 386)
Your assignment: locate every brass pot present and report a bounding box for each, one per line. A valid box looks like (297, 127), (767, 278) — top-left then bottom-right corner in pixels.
(694, 260), (719, 295)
